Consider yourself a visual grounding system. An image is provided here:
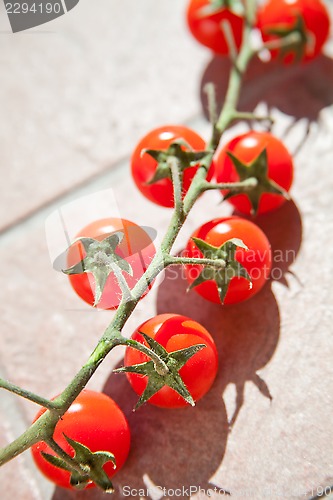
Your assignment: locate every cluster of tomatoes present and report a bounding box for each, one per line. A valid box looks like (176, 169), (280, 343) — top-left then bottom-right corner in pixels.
(31, 0), (330, 492)
(187, 0), (330, 63)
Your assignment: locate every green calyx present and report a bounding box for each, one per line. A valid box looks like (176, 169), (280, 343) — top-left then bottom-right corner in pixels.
(224, 148), (290, 215)
(265, 14), (311, 62)
(62, 233), (133, 306)
(145, 141), (210, 184)
(42, 435), (116, 492)
(189, 237), (252, 304)
(199, 0), (244, 17)
(114, 331), (206, 409)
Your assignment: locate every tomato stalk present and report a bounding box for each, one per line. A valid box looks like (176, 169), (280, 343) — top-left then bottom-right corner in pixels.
(220, 18), (238, 61)
(201, 177), (258, 192)
(169, 156), (185, 220)
(259, 28), (303, 55)
(0, 378), (56, 411)
(109, 261), (133, 304)
(0, 0), (292, 489)
(233, 111), (274, 124)
(166, 255), (227, 269)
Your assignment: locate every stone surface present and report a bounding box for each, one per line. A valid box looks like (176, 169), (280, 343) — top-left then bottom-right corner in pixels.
(0, 1), (333, 499)
(0, 0), (208, 231)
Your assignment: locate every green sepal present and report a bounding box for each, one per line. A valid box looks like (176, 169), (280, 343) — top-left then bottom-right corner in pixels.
(199, 0), (244, 17)
(64, 435), (115, 493)
(224, 148), (290, 215)
(189, 237), (252, 304)
(41, 452), (90, 490)
(114, 331), (206, 409)
(138, 331), (169, 359)
(62, 232), (133, 306)
(41, 435), (116, 492)
(265, 14), (311, 62)
(145, 142), (210, 185)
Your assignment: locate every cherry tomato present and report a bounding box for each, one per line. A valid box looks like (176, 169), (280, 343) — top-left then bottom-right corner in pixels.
(124, 314), (218, 408)
(185, 217), (272, 304)
(31, 390), (130, 490)
(215, 131), (294, 215)
(186, 0), (244, 55)
(257, 0), (330, 63)
(131, 125), (214, 208)
(67, 218), (156, 309)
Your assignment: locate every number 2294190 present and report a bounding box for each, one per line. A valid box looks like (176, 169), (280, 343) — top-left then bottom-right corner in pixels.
(5, 3), (62, 14)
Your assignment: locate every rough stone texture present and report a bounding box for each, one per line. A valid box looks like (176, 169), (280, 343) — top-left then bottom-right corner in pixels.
(0, 1), (333, 499)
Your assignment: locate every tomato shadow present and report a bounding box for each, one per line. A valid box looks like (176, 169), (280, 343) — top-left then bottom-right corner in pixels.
(155, 263), (280, 428)
(233, 199), (303, 289)
(200, 54), (333, 152)
(52, 359), (229, 499)
(102, 369), (229, 497)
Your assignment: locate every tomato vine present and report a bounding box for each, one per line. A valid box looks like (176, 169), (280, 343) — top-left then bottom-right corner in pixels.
(0, 0), (329, 494)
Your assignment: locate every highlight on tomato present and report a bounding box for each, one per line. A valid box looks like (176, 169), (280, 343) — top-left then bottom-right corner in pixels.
(131, 125), (214, 208)
(186, 0), (244, 55)
(185, 217), (272, 304)
(257, 0), (330, 64)
(123, 314), (218, 408)
(31, 390), (131, 490)
(66, 218), (156, 309)
(215, 131), (294, 215)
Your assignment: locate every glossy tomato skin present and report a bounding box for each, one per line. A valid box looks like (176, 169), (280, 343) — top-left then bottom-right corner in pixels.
(131, 125), (214, 208)
(124, 314), (218, 408)
(31, 390), (131, 490)
(215, 131), (294, 215)
(67, 218), (155, 309)
(258, 0), (330, 63)
(185, 217), (272, 304)
(187, 0), (244, 55)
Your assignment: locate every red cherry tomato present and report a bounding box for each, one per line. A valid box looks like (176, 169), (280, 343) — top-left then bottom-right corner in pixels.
(31, 390), (130, 490)
(258, 0), (330, 63)
(67, 218), (156, 309)
(131, 125), (214, 208)
(124, 314), (218, 408)
(215, 131), (294, 215)
(185, 217), (272, 304)
(186, 0), (244, 55)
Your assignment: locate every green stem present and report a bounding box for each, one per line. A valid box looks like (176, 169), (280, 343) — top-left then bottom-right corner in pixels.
(169, 157), (184, 221)
(0, 410), (60, 466)
(260, 31), (303, 53)
(216, 0), (256, 133)
(167, 255), (226, 269)
(0, 378), (57, 411)
(220, 18), (238, 62)
(110, 262), (133, 303)
(233, 111), (274, 123)
(182, 0), (257, 217)
(201, 177), (258, 192)
(204, 82), (218, 127)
